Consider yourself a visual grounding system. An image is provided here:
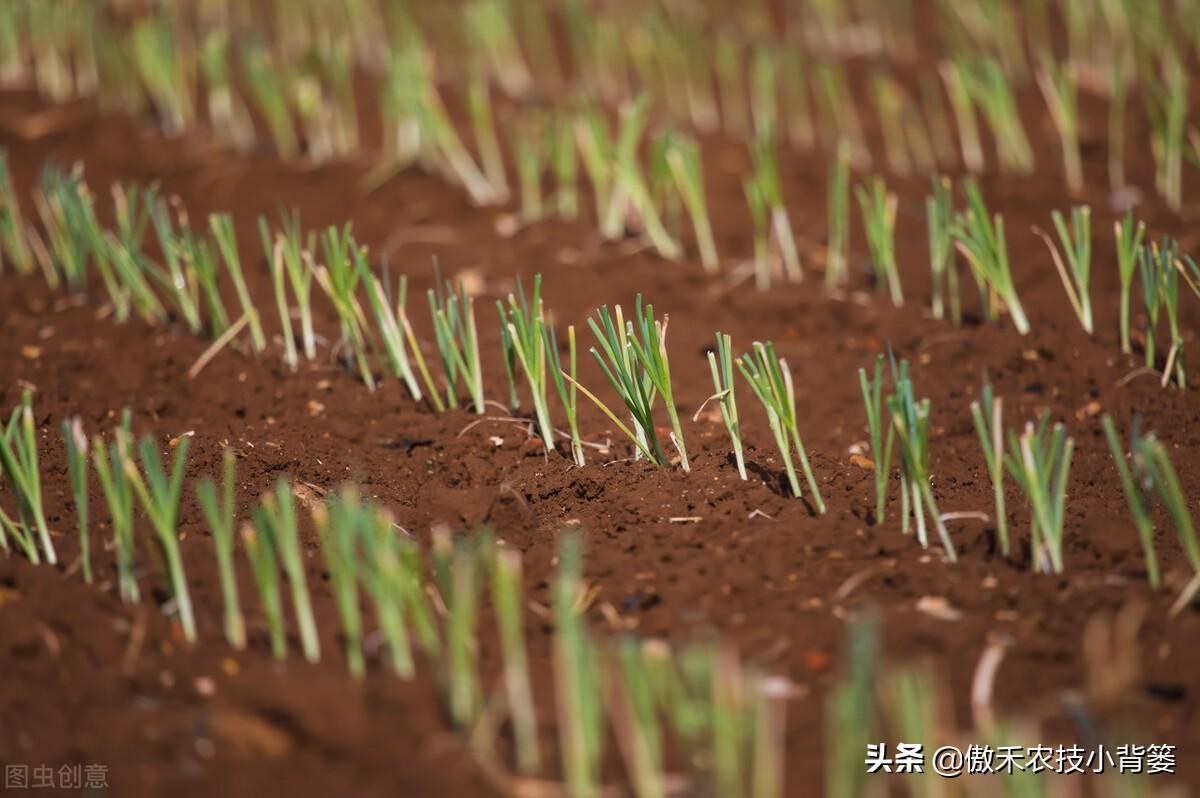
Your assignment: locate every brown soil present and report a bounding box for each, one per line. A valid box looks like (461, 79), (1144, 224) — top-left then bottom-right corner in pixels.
(0, 41), (1198, 798)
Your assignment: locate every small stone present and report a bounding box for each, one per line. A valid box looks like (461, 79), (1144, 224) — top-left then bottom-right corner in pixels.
(494, 213), (520, 238)
(916, 595), (962, 621)
(850, 454), (875, 471)
(195, 738), (216, 759)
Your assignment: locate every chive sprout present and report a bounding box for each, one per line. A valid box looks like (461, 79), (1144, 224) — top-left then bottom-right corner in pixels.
(576, 105), (615, 231)
(513, 114), (545, 223)
(195, 448), (245, 649)
(586, 299), (688, 470)
(360, 259), (424, 401)
(357, 507), (415, 677)
(550, 113), (578, 220)
(129, 13), (193, 136)
(826, 616), (879, 798)
(613, 637), (666, 798)
(124, 436), (195, 642)
(1114, 212), (1146, 355)
(199, 29), (255, 151)
(748, 130), (802, 284)
(546, 322), (585, 466)
(919, 71), (957, 168)
(313, 489), (366, 679)
(1133, 428), (1200, 581)
(91, 413), (137, 602)
(418, 59), (502, 205)
(1138, 239), (1185, 385)
(1157, 246), (1186, 389)
(961, 58), (1033, 174)
(883, 667), (941, 798)
(0, 501), (35, 561)
(855, 177), (903, 306)
(33, 165), (92, 292)
(0, 150), (33, 274)
(745, 177), (772, 292)
(243, 45), (300, 159)
(242, 517), (286, 660)
(554, 532), (604, 795)
(0, 391), (55, 565)
(147, 196), (203, 335)
(858, 355), (893, 526)
(715, 33), (748, 139)
(498, 275), (554, 451)
(627, 298), (688, 472)
(1035, 56), (1082, 194)
(663, 132), (718, 273)
(926, 176), (959, 325)
(579, 304), (658, 464)
(703, 332), (747, 481)
(939, 60), (984, 173)
(872, 73), (912, 176)
(608, 98), (681, 261)
(107, 184), (165, 324)
(1101, 416), (1159, 589)
(749, 44), (777, 138)
(490, 547), (541, 773)
(277, 211), (316, 360)
(1004, 414), (1073, 574)
(256, 479), (320, 663)
(969, 379), (1008, 557)
(1035, 206), (1092, 334)
(261, 220), (298, 371)
(440, 529), (482, 728)
(953, 179), (1029, 334)
(825, 140), (851, 288)
(887, 360), (955, 561)
(315, 224), (376, 390)
(712, 645), (749, 797)
(428, 273), (485, 414)
(752, 673), (789, 798)
(815, 64), (869, 168)
(779, 50), (815, 151)
(466, 0), (532, 98)
(738, 342), (824, 512)
(61, 418), (90, 582)
(1107, 52), (1130, 192)
(1145, 53), (1187, 211)
(395, 273), (445, 411)
(466, 64), (509, 204)
(210, 213), (266, 353)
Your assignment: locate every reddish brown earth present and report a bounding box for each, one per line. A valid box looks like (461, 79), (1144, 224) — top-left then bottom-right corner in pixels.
(0, 58), (1198, 798)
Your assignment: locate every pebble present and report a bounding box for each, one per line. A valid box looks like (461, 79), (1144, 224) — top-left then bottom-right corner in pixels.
(850, 454), (875, 471)
(916, 595), (962, 622)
